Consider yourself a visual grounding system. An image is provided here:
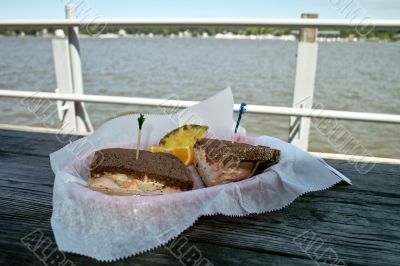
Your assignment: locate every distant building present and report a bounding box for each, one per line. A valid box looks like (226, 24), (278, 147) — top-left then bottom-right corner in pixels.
(318, 31), (340, 38)
(291, 30), (340, 38)
(118, 29), (127, 37)
(54, 29), (66, 38)
(41, 28), (49, 37)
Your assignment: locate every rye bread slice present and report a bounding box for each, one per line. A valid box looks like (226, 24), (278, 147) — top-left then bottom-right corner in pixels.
(195, 138), (280, 173)
(90, 148), (193, 191)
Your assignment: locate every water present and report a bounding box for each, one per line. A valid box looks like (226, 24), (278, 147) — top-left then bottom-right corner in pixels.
(0, 37), (399, 158)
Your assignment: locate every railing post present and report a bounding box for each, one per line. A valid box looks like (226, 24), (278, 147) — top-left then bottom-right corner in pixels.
(289, 13), (319, 150)
(52, 38), (77, 132)
(65, 5), (93, 132)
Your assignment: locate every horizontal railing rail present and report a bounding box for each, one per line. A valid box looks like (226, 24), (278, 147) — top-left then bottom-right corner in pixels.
(1, 89), (399, 124)
(0, 18), (400, 29)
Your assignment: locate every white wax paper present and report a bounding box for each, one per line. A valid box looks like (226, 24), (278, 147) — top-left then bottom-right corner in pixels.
(50, 87), (351, 261)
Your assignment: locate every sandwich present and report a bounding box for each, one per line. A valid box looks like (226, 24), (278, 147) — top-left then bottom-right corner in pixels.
(88, 148), (193, 196)
(194, 138), (280, 187)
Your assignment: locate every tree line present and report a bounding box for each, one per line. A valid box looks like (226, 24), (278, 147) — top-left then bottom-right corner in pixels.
(0, 26), (399, 41)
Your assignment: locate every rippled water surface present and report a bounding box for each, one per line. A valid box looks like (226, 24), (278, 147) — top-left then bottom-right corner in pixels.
(0, 37), (399, 158)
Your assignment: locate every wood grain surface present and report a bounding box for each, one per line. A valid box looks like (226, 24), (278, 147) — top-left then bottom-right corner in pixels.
(0, 129), (399, 266)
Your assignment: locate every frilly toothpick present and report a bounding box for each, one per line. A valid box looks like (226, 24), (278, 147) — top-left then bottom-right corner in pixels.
(232, 102), (247, 143)
(136, 114), (145, 160)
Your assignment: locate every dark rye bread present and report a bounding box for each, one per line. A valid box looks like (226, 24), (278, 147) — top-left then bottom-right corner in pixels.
(195, 138), (280, 168)
(90, 148), (193, 191)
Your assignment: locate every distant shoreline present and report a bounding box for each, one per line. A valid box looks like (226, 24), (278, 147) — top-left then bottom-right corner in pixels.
(1, 27), (399, 42)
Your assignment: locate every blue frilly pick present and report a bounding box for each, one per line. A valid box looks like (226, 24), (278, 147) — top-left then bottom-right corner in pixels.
(234, 102), (247, 134)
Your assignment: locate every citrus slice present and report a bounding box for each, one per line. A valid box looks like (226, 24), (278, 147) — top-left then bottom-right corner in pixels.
(159, 125), (208, 148)
(150, 146), (194, 166)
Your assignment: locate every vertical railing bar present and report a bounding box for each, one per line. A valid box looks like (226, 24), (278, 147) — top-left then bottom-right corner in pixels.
(288, 13), (319, 151)
(65, 5), (93, 133)
(52, 38), (77, 132)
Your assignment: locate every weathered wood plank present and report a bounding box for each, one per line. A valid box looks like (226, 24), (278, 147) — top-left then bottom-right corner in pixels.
(0, 129), (399, 266)
(0, 225), (316, 266)
(0, 128), (80, 157)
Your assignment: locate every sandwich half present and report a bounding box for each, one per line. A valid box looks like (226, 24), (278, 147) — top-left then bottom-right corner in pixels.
(194, 138), (280, 186)
(88, 148), (193, 195)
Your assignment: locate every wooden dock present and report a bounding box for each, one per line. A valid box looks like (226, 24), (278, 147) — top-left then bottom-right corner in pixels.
(0, 128), (399, 265)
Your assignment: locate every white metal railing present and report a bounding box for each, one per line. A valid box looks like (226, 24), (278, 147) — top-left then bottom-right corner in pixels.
(0, 6), (399, 151)
(1, 90), (400, 124)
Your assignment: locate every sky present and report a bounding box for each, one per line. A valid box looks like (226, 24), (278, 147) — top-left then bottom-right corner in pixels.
(0, 0), (399, 19)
